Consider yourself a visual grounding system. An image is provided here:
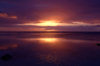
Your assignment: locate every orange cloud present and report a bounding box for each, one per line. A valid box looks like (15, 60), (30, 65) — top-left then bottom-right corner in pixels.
(0, 27), (47, 31)
(0, 13), (17, 19)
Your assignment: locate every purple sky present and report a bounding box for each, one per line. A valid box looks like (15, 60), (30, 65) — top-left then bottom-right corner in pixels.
(0, 0), (100, 31)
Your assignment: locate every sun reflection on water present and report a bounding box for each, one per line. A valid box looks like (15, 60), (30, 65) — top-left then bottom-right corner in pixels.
(22, 38), (59, 43)
(39, 38), (58, 43)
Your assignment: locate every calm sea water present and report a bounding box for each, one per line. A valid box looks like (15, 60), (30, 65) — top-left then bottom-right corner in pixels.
(0, 32), (100, 66)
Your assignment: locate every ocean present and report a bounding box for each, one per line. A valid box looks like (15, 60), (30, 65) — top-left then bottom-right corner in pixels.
(0, 32), (100, 66)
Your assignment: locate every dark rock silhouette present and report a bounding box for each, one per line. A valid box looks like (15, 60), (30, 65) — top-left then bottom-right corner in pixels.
(96, 43), (100, 46)
(1, 54), (13, 61)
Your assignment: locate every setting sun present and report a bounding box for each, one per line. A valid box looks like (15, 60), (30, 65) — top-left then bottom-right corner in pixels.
(36, 20), (59, 26)
(18, 20), (70, 27)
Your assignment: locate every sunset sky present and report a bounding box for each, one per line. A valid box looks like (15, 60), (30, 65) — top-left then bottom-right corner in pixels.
(0, 0), (100, 31)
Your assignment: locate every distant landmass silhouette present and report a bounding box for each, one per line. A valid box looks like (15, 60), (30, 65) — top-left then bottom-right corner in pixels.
(0, 31), (100, 33)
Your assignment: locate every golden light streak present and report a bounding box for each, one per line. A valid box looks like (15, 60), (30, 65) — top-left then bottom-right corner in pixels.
(18, 20), (61, 26)
(37, 20), (59, 26)
(19, 20), (100, 27)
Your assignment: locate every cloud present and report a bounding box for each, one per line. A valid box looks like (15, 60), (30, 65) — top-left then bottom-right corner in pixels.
(17, 21), (100, 27)
(0, 25), (100, 32)
(0, 27), (47, 31)
(0, 13), (17, 19)
(0, 0), (100, 31)
(0, 0), (100, 23)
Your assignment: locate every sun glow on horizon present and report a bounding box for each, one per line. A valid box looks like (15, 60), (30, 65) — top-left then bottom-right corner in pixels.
(18, 20), (77, 27)
(36, 20), (59, 26)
